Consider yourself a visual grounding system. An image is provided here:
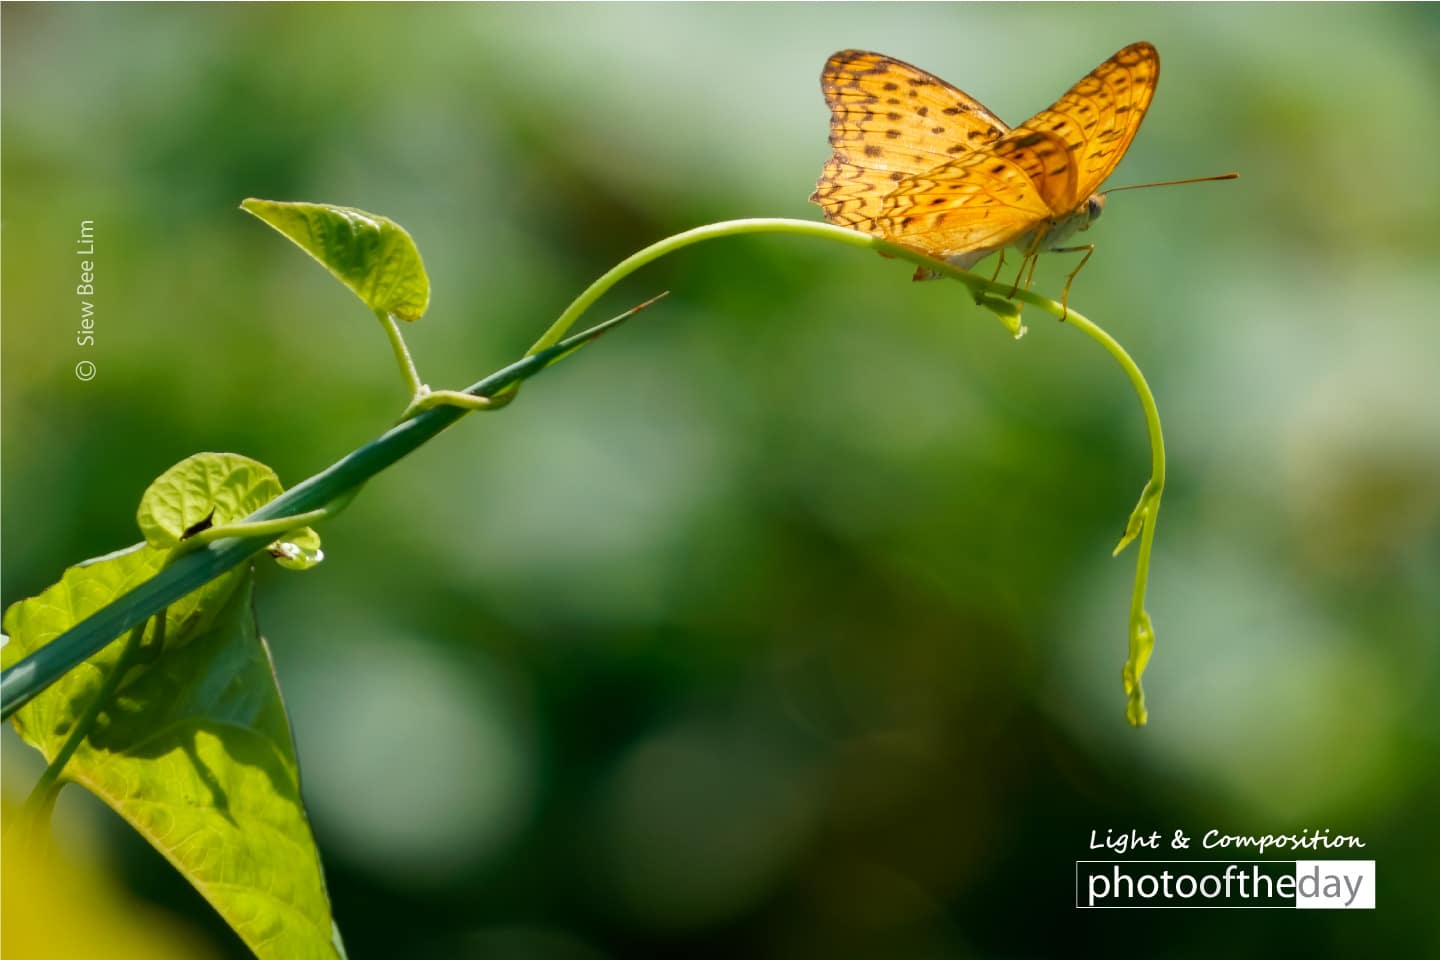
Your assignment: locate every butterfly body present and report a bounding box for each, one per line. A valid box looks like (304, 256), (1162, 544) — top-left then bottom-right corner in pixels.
(811, 44), (1158, 304)
(935, 193), (1104, 274)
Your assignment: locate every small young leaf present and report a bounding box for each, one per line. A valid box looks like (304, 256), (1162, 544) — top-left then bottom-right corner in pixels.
(7, 577), (341, 959)
(138, 453), (284, 547)
(241, 199), (430, 321)
(977, 294), (1028, 339)
(137, 452), (324, 571)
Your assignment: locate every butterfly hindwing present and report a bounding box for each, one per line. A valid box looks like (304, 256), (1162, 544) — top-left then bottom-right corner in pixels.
(875, 150), (1054, 267)
(985, 129), (1078, 215)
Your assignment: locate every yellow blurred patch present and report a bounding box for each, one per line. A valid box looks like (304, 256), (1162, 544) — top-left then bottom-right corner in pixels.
(2, 800), (221, 960)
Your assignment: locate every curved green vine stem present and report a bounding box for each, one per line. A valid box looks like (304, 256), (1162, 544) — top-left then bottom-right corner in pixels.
(17, 614), (156, 835)
(522, 217), (1164, 724)
(163, 486), (363, 564)
(2, 220), (1164, 726)
(166, 506), (332, 560)
(528, 220), (876, 355)
(401, 389), (501, 419)
(1061, 311), (1164, 727)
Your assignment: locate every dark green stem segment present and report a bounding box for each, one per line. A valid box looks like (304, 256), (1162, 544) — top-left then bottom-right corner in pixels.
(0, 329), (608, 720)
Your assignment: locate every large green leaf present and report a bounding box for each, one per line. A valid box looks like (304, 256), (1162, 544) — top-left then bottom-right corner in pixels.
(3, 574), (340, 960)
(241, 199), (429, 321)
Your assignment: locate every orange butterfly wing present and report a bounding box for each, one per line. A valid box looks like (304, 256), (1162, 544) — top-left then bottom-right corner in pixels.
(810, 50), (1011, 231)
(874, 143), (1061, 268)
(872, 44), (1159, 265)
(1008, 41), (1159, 211)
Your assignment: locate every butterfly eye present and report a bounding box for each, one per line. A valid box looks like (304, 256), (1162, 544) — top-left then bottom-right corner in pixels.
(1087, 194), (1106, 222)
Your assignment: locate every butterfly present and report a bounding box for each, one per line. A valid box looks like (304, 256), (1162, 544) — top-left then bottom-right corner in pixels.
(811, 42), (1165, 314)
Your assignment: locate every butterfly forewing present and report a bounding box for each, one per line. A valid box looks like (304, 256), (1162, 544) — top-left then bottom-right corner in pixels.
(1011, 42), (1159, 210)
(811, 50), (1011, 229)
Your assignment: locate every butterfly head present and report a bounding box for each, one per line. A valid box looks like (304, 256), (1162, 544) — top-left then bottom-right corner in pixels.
(1083, 193), (1106, 228)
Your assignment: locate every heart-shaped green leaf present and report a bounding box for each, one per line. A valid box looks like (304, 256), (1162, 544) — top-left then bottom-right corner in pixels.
(4, 575), (341, 959)
(242, 199), (429, 321)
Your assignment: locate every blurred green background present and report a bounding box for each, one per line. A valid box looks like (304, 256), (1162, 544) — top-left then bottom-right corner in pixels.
(4, 3), (1438, 957)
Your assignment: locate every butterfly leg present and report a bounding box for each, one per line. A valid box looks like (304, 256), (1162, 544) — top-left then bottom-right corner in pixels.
(1004, 249), (1044, 317)
(1007, 228), (1047, 302)
(988, 249), (1007, 284)
(1022, 249), (1041, 292)
(1052, 244), (1095, 321)
(997, 252), (1036, 318)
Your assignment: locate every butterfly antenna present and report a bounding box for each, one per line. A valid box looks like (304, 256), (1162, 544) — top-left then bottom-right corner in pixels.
(1102, 173), (1238, 195)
